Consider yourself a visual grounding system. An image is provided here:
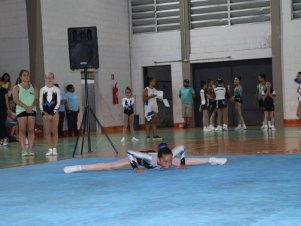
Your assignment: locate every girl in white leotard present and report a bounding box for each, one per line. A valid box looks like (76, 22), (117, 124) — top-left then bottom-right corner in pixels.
(143, 78), (162, 141)
(39, 72), (61, 156)
(64, 143), (227, 174)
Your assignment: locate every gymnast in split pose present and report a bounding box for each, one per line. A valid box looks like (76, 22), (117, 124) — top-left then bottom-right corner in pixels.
(64, 143), (227, 173)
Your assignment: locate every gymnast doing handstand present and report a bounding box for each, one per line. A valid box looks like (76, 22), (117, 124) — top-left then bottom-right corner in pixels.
(63, 143), (227, 173)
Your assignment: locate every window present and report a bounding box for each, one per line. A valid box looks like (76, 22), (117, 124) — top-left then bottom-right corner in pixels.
(131, 0), (180, 33)
(292, 0), (301, 19)
(190, 0), (271, 29)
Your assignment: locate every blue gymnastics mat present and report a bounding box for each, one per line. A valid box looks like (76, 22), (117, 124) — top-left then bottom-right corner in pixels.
(1, 154), (301, 226)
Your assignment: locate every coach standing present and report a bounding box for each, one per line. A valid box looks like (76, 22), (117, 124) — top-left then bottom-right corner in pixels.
(179, 79), (196, 128)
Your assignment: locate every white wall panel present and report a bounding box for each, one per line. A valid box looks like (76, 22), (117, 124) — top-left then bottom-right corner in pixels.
(0, 0), (29, 83)
(40, 0), (130, 127)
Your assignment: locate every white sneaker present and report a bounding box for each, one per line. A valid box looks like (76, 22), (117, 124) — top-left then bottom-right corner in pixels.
(152, 136), (163, 141)
(46, 148), (53, 156)
(242, 124), (247, 130)
(52, 148), (58, 156)
(121, 137), (125, 143)
(209, 157), (227, 165)
(215, 126), (222, 131)
(234, 125), (242, 130)
(203, 127), (210, 132)
(22, 150), (30, 156)
(223, 124), (228, 131)
(263, 125), (268, 131)
(28, 150), (35, 156)
(131, 137), (139, 142)
(3, 138), (8, 146)
(209, 125), (215, 130)
(270, 125), (276, 131)
(261, 122), (265, 129)
(64, 165), (82, 174)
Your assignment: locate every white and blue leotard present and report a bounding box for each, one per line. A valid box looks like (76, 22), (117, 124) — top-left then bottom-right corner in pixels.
(39, 86), (61, 116)
(127, 145), (186, 170)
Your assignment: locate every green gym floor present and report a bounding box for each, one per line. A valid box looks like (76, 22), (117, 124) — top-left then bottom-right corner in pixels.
(1, 126), (300, 169)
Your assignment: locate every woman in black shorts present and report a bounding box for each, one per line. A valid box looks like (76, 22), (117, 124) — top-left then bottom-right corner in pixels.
(199, 81), (210, 131)
(232, 76), (247, 130)
(262, 81), (276, 131)
(256, 73), (266, 128)
(12, 70), (38, 156)
(214, 78), (229, 131)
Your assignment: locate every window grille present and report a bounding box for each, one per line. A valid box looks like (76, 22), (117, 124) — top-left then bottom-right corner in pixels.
(190, 0), (271, 29)
(292, 0), (301, 19)
(131, 0), (180, 33)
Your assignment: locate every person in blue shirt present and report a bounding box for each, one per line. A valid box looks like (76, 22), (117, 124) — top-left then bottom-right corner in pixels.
(179, 79), (196, 128)
(64, 84), (79, 136)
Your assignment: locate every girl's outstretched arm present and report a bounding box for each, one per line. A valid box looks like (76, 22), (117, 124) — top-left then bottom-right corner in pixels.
(174, 157), (227, 167)
(172, 145), (227, 167)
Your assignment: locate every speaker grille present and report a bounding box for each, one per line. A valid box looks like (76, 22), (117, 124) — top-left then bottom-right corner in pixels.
(68, 27), (99, 70)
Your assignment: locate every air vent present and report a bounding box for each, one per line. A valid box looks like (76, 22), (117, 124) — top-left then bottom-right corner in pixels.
(131, 0), (180, 34)
(190, 0), (271, 29)
(292, 0), (301, 19)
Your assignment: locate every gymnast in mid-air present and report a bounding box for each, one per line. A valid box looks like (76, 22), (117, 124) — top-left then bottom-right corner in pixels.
(64, 143), (227, 174)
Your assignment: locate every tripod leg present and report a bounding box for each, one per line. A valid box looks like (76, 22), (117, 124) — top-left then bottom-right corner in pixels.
(89, 108), (118, 155)
(72, 109), (87, 157)
(87, 106), (92, 153)
(80, 107), (89, 156)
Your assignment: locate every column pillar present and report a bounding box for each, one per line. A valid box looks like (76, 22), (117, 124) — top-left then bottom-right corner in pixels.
(271, 0), (284, 127)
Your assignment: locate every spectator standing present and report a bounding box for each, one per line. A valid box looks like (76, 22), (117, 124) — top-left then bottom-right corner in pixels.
(256, 73), (267, 128)
(294, 72), (301, 119)
(214, 78), (229, 131)
(262, 81), (276, 131)
(207, 79), (217, 130)
(65, 84), (79, 136)
(12, 69), (38, 156)
(6, 96), (18, 140)
(179, 79), (196, 128)
(143, 77), (162, 141)
(40, 72), (60, 156)
(233, 76), (247, 130)
(0, 73), (11, 92)
(0, 86), (10, 146)
(199, 81), (210, 131)
(121, 87), (139, 143)
(54, 84), (66, 137)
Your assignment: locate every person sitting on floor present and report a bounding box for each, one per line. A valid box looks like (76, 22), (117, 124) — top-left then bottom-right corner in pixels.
(64, 143), (227, 174)
(6, 96), (18, 141)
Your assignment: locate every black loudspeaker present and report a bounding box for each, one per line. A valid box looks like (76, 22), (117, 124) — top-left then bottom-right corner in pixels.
(68, 26), (99, 70)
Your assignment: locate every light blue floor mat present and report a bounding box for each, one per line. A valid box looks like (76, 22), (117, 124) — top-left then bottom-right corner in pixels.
(1, 154), (301, 226)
